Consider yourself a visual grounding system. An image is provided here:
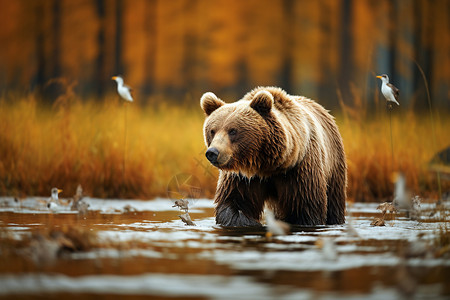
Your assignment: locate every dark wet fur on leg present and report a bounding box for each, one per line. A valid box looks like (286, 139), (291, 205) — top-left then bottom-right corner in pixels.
(216, 205), (261, 227)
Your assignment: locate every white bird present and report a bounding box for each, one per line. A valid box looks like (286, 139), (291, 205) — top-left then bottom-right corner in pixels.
(320, 237), (338, 261)
(265, 209), (290, 236)
(112, 75), (133, 102)
(376, 74), (400, 106)
(393, 173), (422, 219)
(47, 187), (62, 211)
(393, 173), (411, 210)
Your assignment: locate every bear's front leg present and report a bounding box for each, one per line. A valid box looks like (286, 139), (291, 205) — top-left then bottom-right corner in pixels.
(215, 204), (261, 227)
(274, 159), (328, 225)
(214, 172), (265, 227)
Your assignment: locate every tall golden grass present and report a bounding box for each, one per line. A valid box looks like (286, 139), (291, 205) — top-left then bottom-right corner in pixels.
(0, 92), (448, 201)
(0, 93), (217, 199)
(341, 109), (448, 202)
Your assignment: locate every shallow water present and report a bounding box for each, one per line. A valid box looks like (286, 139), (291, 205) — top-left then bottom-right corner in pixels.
(0, 197), (449, 300)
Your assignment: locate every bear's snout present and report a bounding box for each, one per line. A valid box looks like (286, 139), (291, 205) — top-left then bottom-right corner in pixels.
(205, 147), (220, 165)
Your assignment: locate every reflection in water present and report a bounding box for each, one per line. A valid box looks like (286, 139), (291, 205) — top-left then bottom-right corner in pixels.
(0, 197), (449, 299)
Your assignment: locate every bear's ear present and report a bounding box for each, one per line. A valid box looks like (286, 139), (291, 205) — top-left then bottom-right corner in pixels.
(200, 92), (225, 116)
(250, 90), (273, 115)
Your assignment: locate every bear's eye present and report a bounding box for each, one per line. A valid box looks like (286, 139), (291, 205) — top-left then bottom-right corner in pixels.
(228, 129), (237, 136)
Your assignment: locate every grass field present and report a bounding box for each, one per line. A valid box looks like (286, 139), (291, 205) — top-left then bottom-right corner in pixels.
(0, 93), (448, 202)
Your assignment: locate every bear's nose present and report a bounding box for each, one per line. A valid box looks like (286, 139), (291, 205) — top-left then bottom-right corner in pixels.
(205, 147), (220, 164)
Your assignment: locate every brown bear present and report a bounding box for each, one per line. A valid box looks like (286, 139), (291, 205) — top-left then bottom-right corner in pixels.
(200, 87), (346, 227)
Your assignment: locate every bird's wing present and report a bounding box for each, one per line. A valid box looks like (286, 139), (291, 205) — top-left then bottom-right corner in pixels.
(125, 85), (134, 99)
(387, 83), (399, 100)
(124, 84), (133, 92)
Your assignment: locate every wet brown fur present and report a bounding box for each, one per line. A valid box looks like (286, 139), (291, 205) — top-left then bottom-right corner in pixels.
(201, 87), (347, 226)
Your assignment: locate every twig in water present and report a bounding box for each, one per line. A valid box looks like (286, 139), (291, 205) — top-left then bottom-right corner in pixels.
(388, 104), (395, 169)
(179, 212), (196, 226)
(123, 102), (128, 181)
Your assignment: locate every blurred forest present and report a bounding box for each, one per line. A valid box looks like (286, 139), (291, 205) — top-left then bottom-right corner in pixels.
(0, 0), (449, 109)
(0, 0), (449, 200)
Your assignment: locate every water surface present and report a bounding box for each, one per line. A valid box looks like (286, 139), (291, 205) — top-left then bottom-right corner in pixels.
(0, 197), (449, 299)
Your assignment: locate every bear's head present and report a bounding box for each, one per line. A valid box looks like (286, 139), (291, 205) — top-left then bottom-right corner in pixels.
(200, 89), (286, 178)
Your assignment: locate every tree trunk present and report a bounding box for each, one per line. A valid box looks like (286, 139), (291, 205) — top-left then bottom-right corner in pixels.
(388, 1), (397, 86)
(143, 0), (157, 97)
(280, 0), (294, 92)
(52, 0), (61, 79)
(35, 2), (46, 91)
(95, 0), (106, 98)
(413, 0), (433, 110)
(338, 0), (353, 103)
(114, 0), (123, 75)
(318, 0), (333, 103)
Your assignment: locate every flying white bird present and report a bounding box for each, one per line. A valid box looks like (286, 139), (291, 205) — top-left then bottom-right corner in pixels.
(47, 187), (62, 211)
(112, 75), (133, 102)
(376, 74), (400, 106)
